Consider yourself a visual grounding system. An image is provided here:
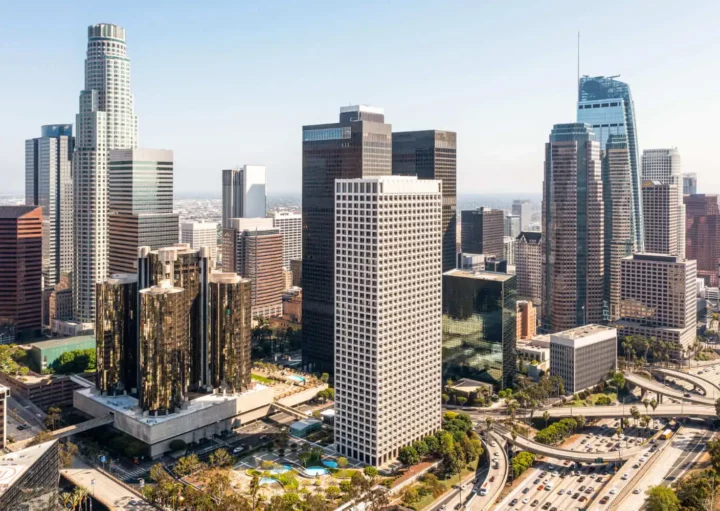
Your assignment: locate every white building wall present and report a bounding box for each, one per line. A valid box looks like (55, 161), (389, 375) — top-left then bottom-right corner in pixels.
(181, 222), (218, 263)
(272, 211), (302, 268)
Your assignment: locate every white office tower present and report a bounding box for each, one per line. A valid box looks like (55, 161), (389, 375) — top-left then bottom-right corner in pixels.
(26, 125), (74, 287)
(334, 176), (442, 466)
(222, 165), (267, 227)
(73, 24), (138, 322)
(181, 222), (218, 263)
(642, 148), (685, 260)
(272, 211), (302, 268)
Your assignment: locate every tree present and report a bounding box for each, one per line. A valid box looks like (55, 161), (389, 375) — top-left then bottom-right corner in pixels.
(59, 441), (78, 468)
(413, 439), (429, 458)
(708, 438), (720, 472)
(485, 417), (494, 433)
(645, 485), (680, 511)
(441, 393), (449, 404)
(320, 372), (329, 384)
(298, 452), (312, 467)
(642, 398), (650, 414)
(630, 405), (640, 426)
(457, 396), (467, 406)
(325, 486), (341, 500)
(425, 435), (440, 455)
(248, 474), (262, 511)
(337, 456), (348, 468)
(715, 397), (720, 418)
(209, 448), (233, 468)
(28, 430), (53, 446)
(174, 453), (201, 476)
(543, 411), (550, 429)
(44, 406), (62, 430)
(402, 487), (419, 506)
(168, 439), (186, 452)
(611, 371), (626, 395)
(364, 466), (378, 478)
(399, 445), (420, 466)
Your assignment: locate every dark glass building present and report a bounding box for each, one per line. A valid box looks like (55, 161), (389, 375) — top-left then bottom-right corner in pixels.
(442, 269), (517, 390)
(460, 207), (505, 258)
(393, 130), (457, 272)
(0, 439), (59, 510)
(301, 105), (392, 373)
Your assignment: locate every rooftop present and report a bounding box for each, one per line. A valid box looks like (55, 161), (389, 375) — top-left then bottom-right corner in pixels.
(552, 324), (615, 340)
(627, 253), (680, 264)
(0, 205), (40, 219)
(443, 268), (514, 282)
(30, 335), (95, 351)
(339, 105), (384, 115)
(0, 440), (56, 496)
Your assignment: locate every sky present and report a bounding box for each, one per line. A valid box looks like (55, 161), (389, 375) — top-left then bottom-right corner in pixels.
(2, 1), (719, 196)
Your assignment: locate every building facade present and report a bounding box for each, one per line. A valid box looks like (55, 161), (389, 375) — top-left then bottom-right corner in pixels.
(642, 148), (685, 259)
(549, 325), (617, 394)
(222, 165), (267, 228)
(181, 222), (218, 263)
(109, 148), (179, 273)
(542, 123), (604, 332)
(512, 200), (532, 231)
(0, 440), (59, 510)
(0, 385), (7, 450)
(683, 173), (697, 195)
(517, 300), (537, 340)
(617, 253), (697, 353)
(505, 215), (520, 239)
(685, 194), (720, 285)
(25, 124), (74, 288)
(0, 206), (43, 342)
(302, 105), (392, 374)
(461, 207), (505, 258)
(272, 211), (302, 269)
(392, 130), (457, 272)
(442, 269), (517, 390)
(577, 76), (643, 251)
(514, 231), (542, 316)
(642, 181), (679, 256)
(73, 24), (138, 323)
(334, 176), (442, 466)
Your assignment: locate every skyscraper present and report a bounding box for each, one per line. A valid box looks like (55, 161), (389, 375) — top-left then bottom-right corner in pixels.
(514, 231), (542, 316)
(512, 200), (532, 231)
(460, 207), (505, 258)
(222, 165), (267, 228)
(392, 130), (457, 272)
(685, 194), (720, 285)
(334, 176), (442, 466)
(25, 125), (74, 288)
(302, 105), (392, 373)
(181, 222), (218, 263)
(683, 173), (697, 195)
(0, 206), (43, 342)
(271, 211), (302, 269)
(542, 123), (604, 332)
(73, 24), (138, 323)
(642, 181), (679, 256)
(602, 135), (633, 321)
(578, 76), (642, 251)
(505, 215), (520, 238)
(109, 149), (179, 273)
(642, 148), (685, 259)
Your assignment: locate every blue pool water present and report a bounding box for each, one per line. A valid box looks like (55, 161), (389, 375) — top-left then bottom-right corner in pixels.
(288, 375), (305, 383)
(268, 465), (291, 474)
(305, 466), (329, 476)
(260, 477), (278, 485)
(322, 460), (338, 469)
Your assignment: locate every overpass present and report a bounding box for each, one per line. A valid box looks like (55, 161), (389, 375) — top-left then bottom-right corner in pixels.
(650, 367), (720, 398)
(271, 402), (310, 420)
(467, 404), (717, 423)
(51, 414), (115, 439)
(625, 373), (714, 406)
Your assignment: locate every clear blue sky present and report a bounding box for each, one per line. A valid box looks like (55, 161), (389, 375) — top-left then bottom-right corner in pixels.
(2, 1), (719, 196)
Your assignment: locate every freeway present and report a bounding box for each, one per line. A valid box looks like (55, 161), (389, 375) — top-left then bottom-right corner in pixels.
(651, 367), (720, 398)
(467, 432), (509, 511)
(467, 404), (716, 422)
(625, 373), (714, 405)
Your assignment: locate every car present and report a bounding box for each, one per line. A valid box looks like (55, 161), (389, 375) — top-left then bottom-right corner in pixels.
(533, 479), (541, 485)
(622, 473), (630, 480)
(489, 476), (495, 483)
(552, 470), (559, 477)
(522, 498), (530, 504)
(16, 424), (26, 431)
(633, 463), (640, 469)
(439, 506), (446, 511)
(537, 485), (544, 491)
(232, 446), (245, 454)
(578, 476), (585, 482)
(609, 487), (618, 495)
(579, 496), (587, 502)
(490, 441), (496, 447)
(540, 472), (547, 477)
(531, 500), (539, 507)
(571, 492), (579, 499)
(633, 488), (642, 494)
(684, 393), (691, 397)
(581, 439), (587, 444)
(596, 477), (604, 483)
(585, 487), (594, 494)
(510, 499), (518, 506)
(558, 489), (565, 495)
(579, 486), (586, 492)
(522, 487), (530, 494)
(542, 503), (551, 510)
(589, 473), (596, 479)
(454, 504), (462, 510)
(600, 496), (610, 504)
(548, 465), (555, 470)
(550, 508), (557, 511)
(563, 460), (570, 466)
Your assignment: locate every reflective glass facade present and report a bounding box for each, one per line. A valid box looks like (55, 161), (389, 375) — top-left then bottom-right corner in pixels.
(0, 440), (59, 511)
(442, 270), (516, 390)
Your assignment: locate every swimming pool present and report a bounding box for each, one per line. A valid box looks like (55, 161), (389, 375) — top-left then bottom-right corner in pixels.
(268, 465), (291, 474)
(260, 477), (279, 486)
(304, 466), (328, 476)
(288, 375), (305, 383)
(322, 460), (338, 469)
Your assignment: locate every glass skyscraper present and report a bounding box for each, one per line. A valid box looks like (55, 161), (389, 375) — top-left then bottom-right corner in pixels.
(578, 76), (643, 252)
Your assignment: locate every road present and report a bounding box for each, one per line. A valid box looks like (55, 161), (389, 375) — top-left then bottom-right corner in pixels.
(651, 367), (720, 398)
(625, 373), (714, 406)
(468, 432), (508, 511)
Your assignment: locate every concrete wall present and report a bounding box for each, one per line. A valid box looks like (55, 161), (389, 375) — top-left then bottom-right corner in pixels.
(277, 384), (327, 408)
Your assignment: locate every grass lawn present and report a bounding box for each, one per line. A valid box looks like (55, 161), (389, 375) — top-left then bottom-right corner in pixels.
(410, 458), (479, 510)
(251, 373), (273, 384)
(565, 391), (617, 407)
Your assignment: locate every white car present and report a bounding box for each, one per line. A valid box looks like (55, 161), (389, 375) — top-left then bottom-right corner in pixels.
(622, 473), (629, 480)
(232, 446), (245, 454)
(609, 488), (618, 495)
(633, 488), (642, 494)
(552, 471), (559, 477)
(558, 489), (565, 495)
(522, 498), (529, 504)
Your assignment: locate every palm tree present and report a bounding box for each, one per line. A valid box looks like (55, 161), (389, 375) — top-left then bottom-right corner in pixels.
(543, 411), (550, 429)
(248, 474), (261, 511)
(510, 427), (518, 444)
(60, 492), (73, 509)
(73, 486), (89, 511)
(642, 398), (649, 414)
(485, 417), (494, 434)
(507, 400), (518, 422)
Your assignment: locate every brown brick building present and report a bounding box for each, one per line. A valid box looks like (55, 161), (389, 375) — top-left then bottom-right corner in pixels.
(685, 194), (720, 285)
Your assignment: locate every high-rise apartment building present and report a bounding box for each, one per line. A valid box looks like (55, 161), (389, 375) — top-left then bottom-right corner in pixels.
(442, 269), (517, 390)
(683, 173), (697, 195)
(642, 181), (679, 256)
(73, 24), (138, 323)
(578, 76), (642, 251)
(602, 135), (634, 321)
(271, 211), (302, 269)
(0, 206), (43, 342)
(222, 218), (284, 318)
(302, 105), (392, 373)
(617, 253), (697, 353)
(514, 231), (542, 313)
(512, 200), (532, 231)
(516, 301), (537, 340)
(181, 222), (218, 263)
(108, 149), (178, 273)
(461, 207), (505, 258)
(334, 176), (442, 466)
(222, 165), (267, 228)
(25, 125), (74, 288)
(642, 148), (685, 259)
(392, 130), (457, 272)
(685, 194), (720, 285)
(542, 123), (604, 332)
(550, 325), (617, 394)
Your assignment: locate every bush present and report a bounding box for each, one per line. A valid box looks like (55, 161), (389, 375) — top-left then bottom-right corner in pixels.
(168, 439), (187, 452)
(534, 418), (579, 445)
(595, 395), (612, 406)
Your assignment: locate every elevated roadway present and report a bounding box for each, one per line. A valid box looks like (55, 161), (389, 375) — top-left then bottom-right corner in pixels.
(467, 404), (716, 422)
(625, 373), (714, 405)
(650, 367), (720, 398)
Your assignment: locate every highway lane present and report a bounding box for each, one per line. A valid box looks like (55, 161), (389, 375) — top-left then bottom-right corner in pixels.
(651, 367), (720, 398)
(625, 373), (714, 406)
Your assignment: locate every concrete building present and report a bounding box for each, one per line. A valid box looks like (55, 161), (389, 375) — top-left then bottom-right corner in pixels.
(549, 325), (617, 394)
(505, 214), (520, 238)
(503, 236), (515, 267)
(514, 231), (542, 318)
(642, 181), (679, 256)
(683, 172), (698, 195)
(392, 130), (457, 272)
(0, 371), (81, 409)
(272, 211), (302, 269)
(0, 206), (43, 342)
(303, 105), (392, 374)
(0, 440), (59, 510)
(222, 165), (267, 228)
(334, 176), (442, 466)
(642, 148), (685, 259)
(512, 200), (532, 232)
(25, 125), (74, 288)
(517, 300), (537, 340)
(30, 335), (96, 373)
(461, 207), (505, 258)
(283, 287), (302, 322)
(222, 218), (284, 318)
(442, 269), (517, 390)
(685, 194), (720, 285)
(73, 24), (138, 323)
(290, 259), (302, 287)
(542, 123), (604, 332)
(47, 274), (72, 326)
(617, 253), (697, 353)
(602, 135), (634, 321)
(181, 222), (219, 263)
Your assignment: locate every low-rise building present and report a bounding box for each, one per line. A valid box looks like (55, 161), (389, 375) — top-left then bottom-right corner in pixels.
(549, 325), (617, 395)
(0, 371), (82, 409)
(29, 335), (96, 372)
(0, 440), (59, 509)
(283, 287), (302, 322)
